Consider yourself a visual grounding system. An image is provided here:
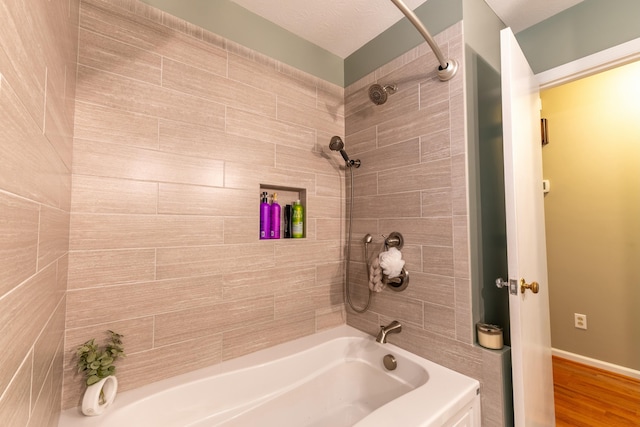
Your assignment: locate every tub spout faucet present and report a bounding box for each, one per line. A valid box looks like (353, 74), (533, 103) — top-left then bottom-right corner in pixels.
(376, 320), (402, 343)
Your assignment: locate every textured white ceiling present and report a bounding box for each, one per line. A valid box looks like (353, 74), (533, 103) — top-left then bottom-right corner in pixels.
(230, 0), (584, 58)
(231, 0), (430, 58)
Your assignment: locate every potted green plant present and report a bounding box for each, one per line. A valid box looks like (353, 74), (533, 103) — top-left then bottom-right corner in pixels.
(76, 330), (124, 416)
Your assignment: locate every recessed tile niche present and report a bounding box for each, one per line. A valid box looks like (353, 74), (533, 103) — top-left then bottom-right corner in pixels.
(259, 185), (306, 239)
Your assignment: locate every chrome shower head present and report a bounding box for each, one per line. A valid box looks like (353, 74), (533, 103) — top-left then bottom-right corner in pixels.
(329, 136), (360, 168)
(329, 135), (345, 152)
(368, 83), (397, 105)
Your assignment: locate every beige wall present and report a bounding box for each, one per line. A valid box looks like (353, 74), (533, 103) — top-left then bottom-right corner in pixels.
(344, 24), (510, 426)
(0, 0), (79, 425)
(542, 60), (640, 370)
(61, 0), (346, 409)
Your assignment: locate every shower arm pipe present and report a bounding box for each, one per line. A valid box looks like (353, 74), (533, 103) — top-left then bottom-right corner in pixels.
(389, 0), (458, 81)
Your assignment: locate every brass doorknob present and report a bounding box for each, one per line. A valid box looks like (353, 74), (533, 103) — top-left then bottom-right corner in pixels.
(519, 278), (539, 294)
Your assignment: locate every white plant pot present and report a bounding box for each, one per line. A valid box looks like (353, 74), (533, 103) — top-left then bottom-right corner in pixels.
(81, 376), (118, 416)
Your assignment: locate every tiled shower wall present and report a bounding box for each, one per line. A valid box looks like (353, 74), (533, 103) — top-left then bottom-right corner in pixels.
(0, 0), (79, 425)
(62, 0), (346, 409)
(344, 25), (509, 425)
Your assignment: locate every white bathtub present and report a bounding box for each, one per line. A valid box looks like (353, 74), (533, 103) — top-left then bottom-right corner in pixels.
(58, 325), (480, 427)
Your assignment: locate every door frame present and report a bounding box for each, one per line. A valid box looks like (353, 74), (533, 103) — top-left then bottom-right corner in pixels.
(534, 36), (640, 381)
(535, 37), (640, 89)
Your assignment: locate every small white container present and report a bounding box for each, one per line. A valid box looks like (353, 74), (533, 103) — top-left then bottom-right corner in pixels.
(476, 323), (504, 350)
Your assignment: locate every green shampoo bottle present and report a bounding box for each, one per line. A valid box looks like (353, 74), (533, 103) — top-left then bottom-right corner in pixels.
(292, 200), (304, 238)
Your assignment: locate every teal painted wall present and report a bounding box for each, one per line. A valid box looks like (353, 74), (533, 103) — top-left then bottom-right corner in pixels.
(516, 0), (640, 73)
(140, 0), (640, 85)
(139, 0), (344, 85)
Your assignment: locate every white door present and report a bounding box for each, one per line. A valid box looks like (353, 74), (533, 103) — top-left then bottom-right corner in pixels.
(500, 28), (555, 426)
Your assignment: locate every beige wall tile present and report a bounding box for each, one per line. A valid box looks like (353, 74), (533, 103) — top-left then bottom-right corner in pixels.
(421, 130), (451, 162)
(317, 84), (345, 118)
(43, 75), (74, 171)
(119, 333), (222, 390)
(274, 284), (334, 319)
(154, 296), (273, 347)
(76, 65), (226, 126)
(78, 28), (161, 84)
(315, 261), (344, 289)
(28, 357), (59, 427)
(277, 98), (343, 137)
(0, 192), (39, 297)
(343, 126), (376, 155)
(32, 301), (65, 403)
(158, 184), (255, 216)
(275, 241), (341, 267)
(158, 120), (274, 166)
(455, 278), (474, 344)
(80, 0), (227, 76)
(352, 192), (422, 219)
(0, 0), (47, 129)
(222, 266), (316, 300)
(454, 215), (471, 279)
(228, 53), (317, 109)
(346, 84), (419, 136)
(275, 144), (341, 175)
(70, 213), (223, 250)
(66, 275), (222, 329)
(2, 0), (77, 420)
(223, 217), (260, 244)
(315, 219), (342, 241)
(424, 302), (456, 338)
(349, 170), (378, 197)
(422, 188), (453, 218)
(74, 101), (159, 149)
(0, 80), (68, 207)
(316, 305), (346, 331)
(226, 107), (315, 149)
(0, 265), (63, 394)
(156, 244), (275, 280)
(378, 158), (451, 194)
(162, 58), (276, 118)
(68, 249), (155, 289)
(370, 291), (424, 327)
(222, 313), (315, 361)
(422, 245), (455, 277)
(315, 172), (343, 198)
(225, 162), (317, 192)
(403, 272), (455, 308)
(356, 138), (420, 171)
(377, 109), (431, 147)
(0, 352), (31, 427)
(71, 175), (158, 214)
(379, 217), (453, 247)
(306, 195), (341, 219)
(38, 206), (70, 269)
(72, 139), (224, 187)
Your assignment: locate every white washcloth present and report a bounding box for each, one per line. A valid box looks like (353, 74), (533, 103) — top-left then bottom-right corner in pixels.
(378, 247), (405, 278)
(368, 256), (384, 292)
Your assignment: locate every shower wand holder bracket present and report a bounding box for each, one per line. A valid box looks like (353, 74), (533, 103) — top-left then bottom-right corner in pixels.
(383, 268), (409, 292)
(381, 232), (408, 292)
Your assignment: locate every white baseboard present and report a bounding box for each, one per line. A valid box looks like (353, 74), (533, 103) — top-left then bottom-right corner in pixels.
(552, 348), (640, 381)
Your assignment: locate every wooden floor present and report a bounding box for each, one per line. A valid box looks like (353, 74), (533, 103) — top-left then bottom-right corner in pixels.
(553, 356), (640, 426)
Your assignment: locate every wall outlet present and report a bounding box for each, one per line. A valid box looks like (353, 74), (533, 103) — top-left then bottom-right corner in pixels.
(574, 313), (587, 330)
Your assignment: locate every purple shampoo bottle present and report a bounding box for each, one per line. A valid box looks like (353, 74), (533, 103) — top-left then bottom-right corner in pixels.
(270, 193), (281, 239)
(259, 191), (270, 239)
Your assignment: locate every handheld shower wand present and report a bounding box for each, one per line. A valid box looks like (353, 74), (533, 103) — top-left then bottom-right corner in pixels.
(329, 137), (371, 313)
(329, 136), (360, 168)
